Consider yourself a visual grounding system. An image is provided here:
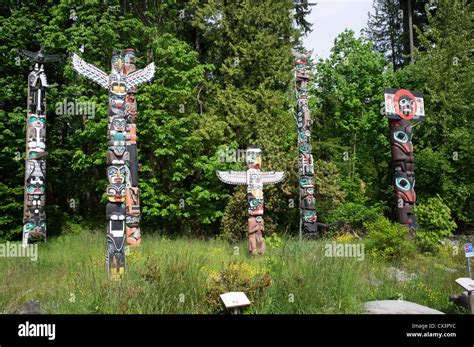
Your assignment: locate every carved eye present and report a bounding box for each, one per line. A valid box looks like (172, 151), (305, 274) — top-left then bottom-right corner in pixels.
(394, 131), (409, 143)
(395, 177), (411, 191)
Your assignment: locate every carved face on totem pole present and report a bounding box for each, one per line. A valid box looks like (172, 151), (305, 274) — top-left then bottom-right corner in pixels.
(384, 88), (425, 121)
(26, 115), (46, 154)
(246, 148), (263, 216)
(390, 121), (414, 171)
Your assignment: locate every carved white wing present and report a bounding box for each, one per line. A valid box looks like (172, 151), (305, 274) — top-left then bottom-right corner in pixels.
(126, 62), (155, 89)
(292, 49), (313, 61)
(260, 171), (285, 185)
(71, 53), (109, 89)
(216, 171), (247, 185)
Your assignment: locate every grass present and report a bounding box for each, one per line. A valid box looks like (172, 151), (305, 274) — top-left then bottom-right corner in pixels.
(0, 231), (469, 314)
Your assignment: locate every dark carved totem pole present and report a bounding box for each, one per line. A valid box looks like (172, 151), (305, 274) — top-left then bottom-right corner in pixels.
(19, 47), (62, 247)
(217, 147), (285, 255)
(72, 50), (154, 278)
(292, 49), (317, 240)
(384, 88), (425, 232)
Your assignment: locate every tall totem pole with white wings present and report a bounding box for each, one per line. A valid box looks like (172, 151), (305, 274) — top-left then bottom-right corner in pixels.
(18, 47), (62, 247)
(72, 50), (155, 278)
(217, 147), (285, 255)
(292, 49), (317, 240)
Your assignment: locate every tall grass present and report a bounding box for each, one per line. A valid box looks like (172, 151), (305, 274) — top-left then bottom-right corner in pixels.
(0, 231), (469, 314)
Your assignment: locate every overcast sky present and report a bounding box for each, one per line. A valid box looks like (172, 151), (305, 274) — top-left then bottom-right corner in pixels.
(303, 0), (374, 60)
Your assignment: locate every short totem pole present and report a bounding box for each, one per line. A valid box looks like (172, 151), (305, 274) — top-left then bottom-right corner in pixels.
(19, 47), (62, 246)
(217, 147), (285, 255)
(72, 50), (154, 278)
(292, 49), (317, 239)
(384, 88), (425, 231)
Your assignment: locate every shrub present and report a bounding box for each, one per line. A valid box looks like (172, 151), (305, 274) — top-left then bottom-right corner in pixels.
(328, 202), (386, 232)
(202, 261), (272, 313)
(414, 195), (457, 252)
(63, 220), (83, 235)
(365, 217), (416, 261)
(265, 232), (283, 250)
(220, 187), (277, 241)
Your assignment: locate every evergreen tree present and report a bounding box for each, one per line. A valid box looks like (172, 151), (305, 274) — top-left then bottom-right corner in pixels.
(394, 0), (473, 228)
(366, 0), (404, 70)
(366, 0), (435, 69)
(0, 0), (312, 239)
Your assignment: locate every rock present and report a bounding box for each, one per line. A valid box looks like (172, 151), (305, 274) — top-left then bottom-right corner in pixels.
(363, 300), (444, 314)
(17, 300), (42, 314)
(385, 267), (417, 282)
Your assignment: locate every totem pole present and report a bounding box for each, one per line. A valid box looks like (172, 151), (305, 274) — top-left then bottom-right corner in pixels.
(123, 49), (141, 248)
(217, 147), (285, 255)
(72, 50), (154, 278)
(292, 49), (317, 240)
(384, 88), (425, 231)
(19, 47), (62, 247)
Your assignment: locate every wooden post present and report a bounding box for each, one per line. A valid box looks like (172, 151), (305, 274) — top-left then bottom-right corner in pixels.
(407, 0), (414, 64)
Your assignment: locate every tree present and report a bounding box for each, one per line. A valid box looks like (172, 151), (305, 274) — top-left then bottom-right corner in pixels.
(0, 0), (312, 239)
(366, 0), (405, 70)
(394, 0), (474, 228)
(366, 0), (436, 69)
(313, 30), (390, 208)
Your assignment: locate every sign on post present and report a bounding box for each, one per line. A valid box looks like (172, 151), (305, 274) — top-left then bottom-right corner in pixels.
(220, 292), (251, 312)
(464, 243), (473, 258)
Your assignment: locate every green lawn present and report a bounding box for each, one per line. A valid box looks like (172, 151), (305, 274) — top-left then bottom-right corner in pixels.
(0, 231), (469, 314)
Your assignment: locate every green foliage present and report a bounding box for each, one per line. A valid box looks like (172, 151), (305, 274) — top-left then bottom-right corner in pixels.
(394, 0), (474, 227)
(265, 232), (283, 251)
(203, 261), (272, 313)
(1, 231), (467, 314)
(414, 195), (457, 252)
(328, 202), (387, 231)
(63, 220), (84, 235)
(365, 0), (405, 70)
(0, 0), (472, 241)
(365, 0), (434, 70)
(0, 0), (309, 239)
(312, 30), (392, 211)
(365, 217), (416, 260)
(312, 159), (346, 219)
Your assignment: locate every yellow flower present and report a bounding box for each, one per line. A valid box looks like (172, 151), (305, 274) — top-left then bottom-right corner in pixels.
(335, 233), (355, 243)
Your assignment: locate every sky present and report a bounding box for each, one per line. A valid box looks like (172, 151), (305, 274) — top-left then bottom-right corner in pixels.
(303, 0), (374, 60)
